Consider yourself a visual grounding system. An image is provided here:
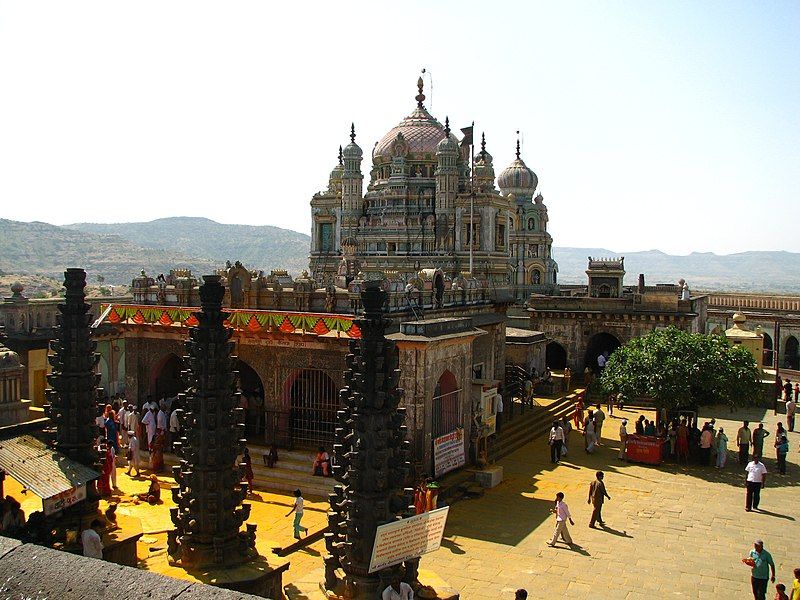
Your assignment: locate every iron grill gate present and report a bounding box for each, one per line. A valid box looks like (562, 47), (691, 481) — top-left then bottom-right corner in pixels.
(283, 368), (340, 449)
(432, 389), (462, 439)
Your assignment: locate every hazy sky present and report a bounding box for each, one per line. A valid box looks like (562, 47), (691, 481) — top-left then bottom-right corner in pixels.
(1, 1), (798, 254)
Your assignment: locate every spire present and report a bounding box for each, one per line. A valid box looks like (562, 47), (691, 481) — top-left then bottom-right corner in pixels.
(481, 132), (486, 157)
(338, 145), (343, 165)
(444, 116), (450, 136)
(350, 123), (356, 143)
(415, 76), (425, 108)
(515, 130), (521, 159)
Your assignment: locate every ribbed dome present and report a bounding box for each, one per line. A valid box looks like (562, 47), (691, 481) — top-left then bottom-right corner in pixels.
(342, 124), (362, 159)
(498, 156), (537, 196)
(436, 131), (459, 154)
(374, 106), (448, 159)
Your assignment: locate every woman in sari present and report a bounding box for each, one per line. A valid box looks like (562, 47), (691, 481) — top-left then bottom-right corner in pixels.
(97, 445), (114, 496)
(676, 419), (690, 464)
(150, 428), (165, 473)
(573, 396), (584, 431)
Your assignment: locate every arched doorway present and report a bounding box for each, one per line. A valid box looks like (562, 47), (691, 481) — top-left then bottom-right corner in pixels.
(236, 361), (265, 439)
(584, 332), (621, 373)
(545, 342), (567, 370)
(434, 271), (445, 307)
(762, 332), (773, 367)
(150, 354), (185, 399)
(432, 370), (460, 438)
(286, 369), (339, 448)
(785, 336), (799, 370)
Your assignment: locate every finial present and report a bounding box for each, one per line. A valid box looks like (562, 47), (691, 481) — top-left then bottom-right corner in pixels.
(444, 116), (450, 136)
(350, 123), (356, 143)
(415, 76), (425, 108)
(481, 132), (486, 155)
(338, 145), (343, 165)
(515, 130), (521, 159)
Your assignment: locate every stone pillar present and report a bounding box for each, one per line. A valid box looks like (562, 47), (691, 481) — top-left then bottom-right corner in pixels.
(44, 268), (102, 513)
(324, 280), (411, 598)
(169, 275), (257, 569)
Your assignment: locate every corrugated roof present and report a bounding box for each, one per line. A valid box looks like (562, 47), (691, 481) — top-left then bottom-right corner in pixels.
(0, 435), (98, 499)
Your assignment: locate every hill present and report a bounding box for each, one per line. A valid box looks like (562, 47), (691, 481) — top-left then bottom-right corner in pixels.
(66, 217), (310, 277)
(3, 218), (800, 293)
(552, 247), (800, 293)
(0, 219), (218, 285)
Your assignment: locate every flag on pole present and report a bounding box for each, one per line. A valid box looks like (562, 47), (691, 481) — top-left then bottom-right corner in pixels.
(460, 125), (473, 148)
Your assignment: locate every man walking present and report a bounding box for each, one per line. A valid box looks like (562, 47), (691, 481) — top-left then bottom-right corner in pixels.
(786, 396), (796, 433)
(738, 421), (752, 465)
(548, 420), (564, 464)
(593, 404), (606, 445)
(588, 471), (611, 527)
(745, 455), (768, 511)
(743, 539), (775, 600)
(547, 492), (574, 547)
(618, 419), (628, 460)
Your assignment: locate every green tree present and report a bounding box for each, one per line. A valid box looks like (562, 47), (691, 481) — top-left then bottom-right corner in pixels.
(599, 326), (762, 410)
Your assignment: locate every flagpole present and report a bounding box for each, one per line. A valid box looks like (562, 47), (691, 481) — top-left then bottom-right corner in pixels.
(469, 120), (475, 275)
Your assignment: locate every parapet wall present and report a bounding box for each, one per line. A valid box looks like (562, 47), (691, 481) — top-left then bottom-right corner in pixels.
(0, 536), (268, 600)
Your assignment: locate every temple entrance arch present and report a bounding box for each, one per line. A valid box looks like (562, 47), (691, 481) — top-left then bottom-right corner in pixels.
(150, 353), (185, 399)
(284, 369), (339, 448)
(785, 336), (799, 370)
(432, 370), (460, 438)
(236, 360), (264, 439)
(762, 332), (773, 367)
(584, 332), (621, 373)
(545, 342), (567, 370)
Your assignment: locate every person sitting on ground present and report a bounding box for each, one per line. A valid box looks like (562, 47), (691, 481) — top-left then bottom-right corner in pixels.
(264, 442), (279, 468)
(81, 519), (104, 559)
(542, 367), (552, 383)
(312, 446), (330, 476)
(382, 574), (413, 600)
(1, 498), (25, 537)
(137, 475), (161, 505)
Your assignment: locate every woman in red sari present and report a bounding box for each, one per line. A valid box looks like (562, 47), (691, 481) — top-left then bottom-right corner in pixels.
(573, 395), (585, 430)
(150, 428), (165, 473)
(676, 419), (690, 464)
(97, 445), (114, 496)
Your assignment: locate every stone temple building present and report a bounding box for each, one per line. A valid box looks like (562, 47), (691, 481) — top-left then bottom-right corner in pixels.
(309, 78), (557, 300)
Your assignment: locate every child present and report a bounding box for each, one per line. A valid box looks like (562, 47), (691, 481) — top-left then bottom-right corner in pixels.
(286, 488), (308, 540)
(774, 582), (788, 600)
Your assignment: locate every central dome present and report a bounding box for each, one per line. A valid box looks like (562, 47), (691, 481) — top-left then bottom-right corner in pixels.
(373, 106), (449, 160)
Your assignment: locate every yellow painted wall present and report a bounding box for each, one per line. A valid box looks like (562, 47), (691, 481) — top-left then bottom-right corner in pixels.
(27, 348), (51, 407)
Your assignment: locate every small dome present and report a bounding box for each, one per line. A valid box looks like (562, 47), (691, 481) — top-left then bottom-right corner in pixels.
(436, 132), (459, 155)
(498, 156), (538, 196)
(329, 146), (344, 181)
(0, 344), (20, 369)
(342, 124), (363, 159)
(732, 311), (746, 324)
(10, 282), (24, 296)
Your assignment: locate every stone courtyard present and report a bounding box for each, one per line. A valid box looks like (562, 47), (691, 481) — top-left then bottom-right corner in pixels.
(7, 402), (793, 599)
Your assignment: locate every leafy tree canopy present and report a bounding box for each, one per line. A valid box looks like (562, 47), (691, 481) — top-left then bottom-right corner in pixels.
(599, 326), (762, 410)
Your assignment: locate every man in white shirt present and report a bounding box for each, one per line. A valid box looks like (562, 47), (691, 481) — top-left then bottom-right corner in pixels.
(81, 519), (104, 559)
(117, 405), (128, 446)
(745, 456), (768, 512)
(619, 419), (628, 460)
(382, 576), (413, 600)
(157, 406), (168, 433)
(142, 407), (156, 448)
(548, 421), (565, 464)
(169, 407), (181, 450)
(547, 492), (575, 547)
(593, 405), (606, 445)
(786, 398), (796, 432)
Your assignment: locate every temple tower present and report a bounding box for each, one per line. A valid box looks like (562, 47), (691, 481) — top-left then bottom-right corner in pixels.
(168, 275), (257, 569)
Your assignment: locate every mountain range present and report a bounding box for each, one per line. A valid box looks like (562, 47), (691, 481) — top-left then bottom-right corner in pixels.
(0, 217), (798, 294)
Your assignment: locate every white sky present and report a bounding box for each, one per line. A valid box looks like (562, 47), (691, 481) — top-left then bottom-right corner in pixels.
(0, 1), (798, 254)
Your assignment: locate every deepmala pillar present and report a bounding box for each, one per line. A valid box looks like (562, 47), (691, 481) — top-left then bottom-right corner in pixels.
(324, 280), (412, 598)
(44, 268), (102, 514)
(168, 274), (258, 569)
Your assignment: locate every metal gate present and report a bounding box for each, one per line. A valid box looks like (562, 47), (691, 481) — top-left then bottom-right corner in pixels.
(432, 389), (462, 438)
(284, 368), (340, 448)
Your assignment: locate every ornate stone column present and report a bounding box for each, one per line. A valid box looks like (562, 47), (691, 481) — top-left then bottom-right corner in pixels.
(324, 280), (411, 598)
(168, 275), (257, 569)
(44, 268), (101, 512)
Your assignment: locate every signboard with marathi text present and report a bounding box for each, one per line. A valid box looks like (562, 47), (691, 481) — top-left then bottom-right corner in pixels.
(368, 507), (450, 573)
(433, 428), (465, 478)
(43, 484), (86, 516)
(480, 386), (498, 436)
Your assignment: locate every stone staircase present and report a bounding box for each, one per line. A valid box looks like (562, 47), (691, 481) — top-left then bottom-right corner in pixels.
(164, 446), (336, 500)
(489, 393), (576, 462)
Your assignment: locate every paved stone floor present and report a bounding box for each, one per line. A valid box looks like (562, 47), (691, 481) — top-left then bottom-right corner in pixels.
(7, 403), (796, 599)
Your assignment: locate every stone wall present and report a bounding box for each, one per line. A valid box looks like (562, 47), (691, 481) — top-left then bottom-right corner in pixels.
(0, 536), (266, 600)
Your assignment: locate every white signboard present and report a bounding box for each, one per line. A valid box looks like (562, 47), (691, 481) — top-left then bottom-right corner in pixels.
(433, 428), (465, 478)
(43, 484), (87, 516)
(368, 506), (450, 573)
